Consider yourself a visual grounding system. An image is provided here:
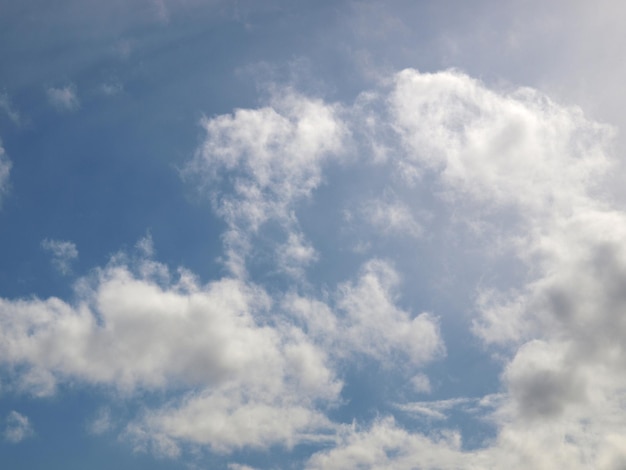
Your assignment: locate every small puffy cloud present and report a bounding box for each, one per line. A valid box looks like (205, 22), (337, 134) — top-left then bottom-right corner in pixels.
(3, 411), (34, 443)
(47, 85), (80, 111)
(285, 259), (444, 367)
(41, 238), (78, 275)
(335, 259), (443, 365)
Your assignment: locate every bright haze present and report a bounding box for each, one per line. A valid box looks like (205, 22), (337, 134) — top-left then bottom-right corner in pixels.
(2, 1), (626, 469)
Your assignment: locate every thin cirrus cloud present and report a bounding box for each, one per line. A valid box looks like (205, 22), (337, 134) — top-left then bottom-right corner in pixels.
(3, 411), (34, 444)
(1, 66), (625, 469)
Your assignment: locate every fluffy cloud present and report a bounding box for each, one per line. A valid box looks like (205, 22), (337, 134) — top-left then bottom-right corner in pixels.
(301, 68), (626, 469)
(187, 91), (347, 277)
(389, 69), (612, 215)
(41, 238), (79, 275)
(0, 250), (342, 450)
(286, 259), (443, 366)
(3, 67), (626, 468)
(47, 85), (80, 111)
(3, 411), (34, 443)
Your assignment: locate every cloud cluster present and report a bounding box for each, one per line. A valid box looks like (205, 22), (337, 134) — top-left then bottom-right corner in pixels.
(301, 69), (626, 469)
(0, 253), (341, 451)
(2, 68), (625, 468)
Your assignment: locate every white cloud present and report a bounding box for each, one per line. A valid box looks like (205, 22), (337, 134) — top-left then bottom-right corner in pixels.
(228, 464), (258, 470)
(0, 250), (341, 450)
(335, 259), (443, 365)
(88, 407), (113, 435)
(410, 373), (432, 394)
(3, 411), (34, 443)
(186, 91), (347, 277)
(47, 85), (80, 111)
(285, 259), (444, 367)
(291, 68), (626, 469)
(306, 417), (467, 470)
(389, 69), (612, 217)
(380, 68), (626, 469)
(41, 238), (79, 275)
(275, 231), (318, 278)
(125, 390), (336, 456)
(3, 68), (626, 467)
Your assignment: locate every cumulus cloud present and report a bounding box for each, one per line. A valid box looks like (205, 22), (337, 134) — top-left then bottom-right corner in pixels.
(3, 411), (34, 443)
(3, 68), (626, 468)
(301, 68), (626, 469)
(0, 249), (342, 450)
(284, 259), (444, 367)
(41, 238), (79, 275)
(389, 69), (612, 216)
(187, 91), (347, 277)
(47, 85), (80, 111)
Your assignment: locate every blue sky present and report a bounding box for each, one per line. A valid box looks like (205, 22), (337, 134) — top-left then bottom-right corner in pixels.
(2, 1), (626, 469)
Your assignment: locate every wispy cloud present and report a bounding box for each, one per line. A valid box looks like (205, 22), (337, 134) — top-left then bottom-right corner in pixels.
(4, 411), (34, 443)
(41, 238), (78, 275)
(0, 140), (11, 207)
(87, 408), (113, 435)
(47, 85), (80, 112)
(100, 82), (123, 96)
(0, 92), (20, 124)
